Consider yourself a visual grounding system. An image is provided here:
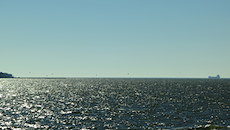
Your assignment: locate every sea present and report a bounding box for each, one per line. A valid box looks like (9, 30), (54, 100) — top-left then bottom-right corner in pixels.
(0, 78), (229, 129)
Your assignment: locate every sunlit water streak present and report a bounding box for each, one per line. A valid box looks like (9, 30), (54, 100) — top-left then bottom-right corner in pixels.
(0, 78), (229, 129)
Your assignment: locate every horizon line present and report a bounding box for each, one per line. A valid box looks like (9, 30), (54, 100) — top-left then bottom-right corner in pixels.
(11, 76), (230, 79)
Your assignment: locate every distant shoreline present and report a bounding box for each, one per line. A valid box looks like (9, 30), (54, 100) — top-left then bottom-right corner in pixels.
(9, 77), (230, 79)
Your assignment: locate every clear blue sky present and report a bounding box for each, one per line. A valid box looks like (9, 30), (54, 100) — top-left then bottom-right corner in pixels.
(1, 0), (230, 78)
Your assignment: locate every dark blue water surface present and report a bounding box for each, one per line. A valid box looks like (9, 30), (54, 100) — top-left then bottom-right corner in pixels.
(0, 78), (230, 129)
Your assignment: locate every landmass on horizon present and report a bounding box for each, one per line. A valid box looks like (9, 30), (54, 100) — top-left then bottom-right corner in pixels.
(0, 72), (14, 78)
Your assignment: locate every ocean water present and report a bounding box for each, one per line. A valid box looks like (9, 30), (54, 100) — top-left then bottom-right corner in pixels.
(0, 78), (229, 129)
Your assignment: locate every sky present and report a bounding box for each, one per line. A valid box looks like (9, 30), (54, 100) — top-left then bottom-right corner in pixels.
(1, 0), (230, 78)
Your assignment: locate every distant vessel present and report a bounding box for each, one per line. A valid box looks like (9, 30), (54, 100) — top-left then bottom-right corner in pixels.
(208, 75), (220, 79)
(0, 72), (14, 78)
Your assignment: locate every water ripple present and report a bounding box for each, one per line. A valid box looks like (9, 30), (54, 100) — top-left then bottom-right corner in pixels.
(0, 78), (229, 129)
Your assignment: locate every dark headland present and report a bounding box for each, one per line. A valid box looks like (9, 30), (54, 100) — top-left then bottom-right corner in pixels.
(0, 72), (14, 78)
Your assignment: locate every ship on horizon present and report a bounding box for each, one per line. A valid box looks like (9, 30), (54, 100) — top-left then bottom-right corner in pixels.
(208, 75), (220, 79)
